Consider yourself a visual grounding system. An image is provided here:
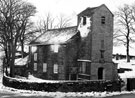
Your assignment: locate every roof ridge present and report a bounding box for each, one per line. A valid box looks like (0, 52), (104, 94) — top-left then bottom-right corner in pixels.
(86, 7), (98, 10)
(47, 26), (77, 31)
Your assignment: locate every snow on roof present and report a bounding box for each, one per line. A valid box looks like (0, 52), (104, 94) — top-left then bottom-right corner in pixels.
(119, 71), (135, 79)
(16, 52), (21, 56)
(15, 56), (29, 66)
(113, 59), (135, 79)
(30, 26), (77, 45)
(113, 59), (135, 70)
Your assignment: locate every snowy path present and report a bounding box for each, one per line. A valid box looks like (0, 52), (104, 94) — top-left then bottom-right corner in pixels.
(0, 90), (135, 98)
(0, 92), (53, 98)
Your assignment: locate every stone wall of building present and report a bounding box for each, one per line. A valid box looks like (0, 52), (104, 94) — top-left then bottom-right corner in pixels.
(91, 6), (117, 80)
(90, 63), (118, 80)
(77, 5), (117, 80)
(30, 32), (80, 80)
(90, 5), (116, 80)
(91, 5), (113, 62)
(64, 33), (81, 80)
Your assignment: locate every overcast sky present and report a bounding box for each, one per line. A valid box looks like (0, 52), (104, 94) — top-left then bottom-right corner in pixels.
(27, 0), (134, 25)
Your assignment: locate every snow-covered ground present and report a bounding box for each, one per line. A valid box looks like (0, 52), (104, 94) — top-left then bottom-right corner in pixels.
(113, 58), (135, 91)
(113, 59), (135, 79)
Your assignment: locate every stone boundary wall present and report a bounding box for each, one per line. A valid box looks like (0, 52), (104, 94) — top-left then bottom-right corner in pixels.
(3, 75), (121, 92)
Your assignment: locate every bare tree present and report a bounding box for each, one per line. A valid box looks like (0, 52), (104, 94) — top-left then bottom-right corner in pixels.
(114, 4), (135, 62)
(36, 14), (72, 32)
(0, 0), (36, 77)
(35, 13), (54, 32)
(19, 22), (34, 58)
(56, 14), (71, 28)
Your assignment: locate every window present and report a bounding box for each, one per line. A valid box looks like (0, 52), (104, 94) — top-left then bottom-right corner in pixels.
(51, 45), (59, 53)
(101, 16), (105, 24)
(82, 62), (86, 73)
(54, 64), (58, 74)
(34, 63), (37, 71)
(34, 53), (37, 61)
(31, 46), (37, 53)
(83, 16), (86, 25)
(43, 63), (47, 72)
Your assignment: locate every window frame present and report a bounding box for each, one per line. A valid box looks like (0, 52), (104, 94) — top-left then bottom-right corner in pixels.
(101, 16), (105, 24)
(82, 62), (86, 73)
(34, 53), (37, 61)
(43, 63), (47, 72)
(53, 64), (58, 74)
(34, 63), (37, 71)
(83, 16), (86, 25)
(51, 45), (59, 53)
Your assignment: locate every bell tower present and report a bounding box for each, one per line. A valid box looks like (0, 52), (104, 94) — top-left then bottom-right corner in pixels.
(77, 4), (118, 80)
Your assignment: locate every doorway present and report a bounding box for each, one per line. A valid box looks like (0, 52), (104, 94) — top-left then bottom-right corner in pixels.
(98, 67), (105, 80)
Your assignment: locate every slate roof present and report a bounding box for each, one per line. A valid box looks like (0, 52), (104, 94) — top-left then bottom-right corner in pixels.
(78, 7), (97, 16)
(30, 26), (77, 45)
(78, 4), (113, 17)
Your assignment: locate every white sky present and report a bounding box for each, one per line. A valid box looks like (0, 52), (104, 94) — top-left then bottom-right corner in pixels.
(27, 0), (134, 25)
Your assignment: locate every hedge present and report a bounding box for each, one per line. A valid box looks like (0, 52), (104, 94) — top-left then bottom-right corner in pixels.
(2, 75), (121, 92)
